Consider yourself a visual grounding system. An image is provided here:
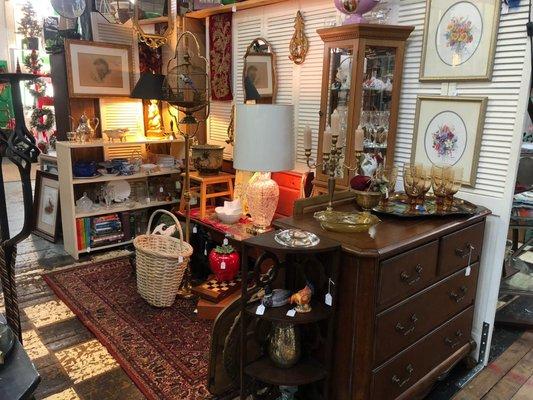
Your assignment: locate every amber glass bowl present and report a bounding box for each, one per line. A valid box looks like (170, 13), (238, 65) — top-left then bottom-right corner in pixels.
(353, 190), (382, 212)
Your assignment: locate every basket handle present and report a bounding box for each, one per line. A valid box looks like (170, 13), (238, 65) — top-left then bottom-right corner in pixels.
(146, 209), (185, 246)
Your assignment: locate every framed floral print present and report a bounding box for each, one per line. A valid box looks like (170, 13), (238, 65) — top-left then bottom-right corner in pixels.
(420, 0), (500, 81)
(411, 96), (488, 187)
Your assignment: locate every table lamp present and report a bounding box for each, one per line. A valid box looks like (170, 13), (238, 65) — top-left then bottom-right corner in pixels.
(131, 73), (166, 138)
(234, 104), (295, 232)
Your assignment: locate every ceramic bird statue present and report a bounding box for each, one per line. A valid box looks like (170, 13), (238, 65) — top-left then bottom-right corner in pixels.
(290, 285), (313, 313)
(179, 74), (199, 94)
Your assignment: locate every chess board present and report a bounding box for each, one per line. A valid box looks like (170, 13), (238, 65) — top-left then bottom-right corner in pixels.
(192, 275), (241, 303)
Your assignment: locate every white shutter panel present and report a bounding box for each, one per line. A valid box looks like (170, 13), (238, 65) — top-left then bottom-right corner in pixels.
(396, 1), (529, 198)
(295, 6), (337, 163)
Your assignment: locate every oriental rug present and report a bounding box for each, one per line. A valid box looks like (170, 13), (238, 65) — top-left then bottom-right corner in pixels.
(43, 257), (215, 400)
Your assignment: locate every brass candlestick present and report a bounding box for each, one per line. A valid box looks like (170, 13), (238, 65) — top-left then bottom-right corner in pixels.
(305, 134), (358, 211)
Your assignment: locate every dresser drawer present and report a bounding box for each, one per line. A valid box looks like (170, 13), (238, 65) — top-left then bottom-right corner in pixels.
(378, 241), (438, 309)
(372, 306), (474, 400)
(374, 263), (478, 365)
(438, 221), (485, 276)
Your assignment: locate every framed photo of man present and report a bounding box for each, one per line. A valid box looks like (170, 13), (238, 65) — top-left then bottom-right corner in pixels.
(65, 40), (133, 98)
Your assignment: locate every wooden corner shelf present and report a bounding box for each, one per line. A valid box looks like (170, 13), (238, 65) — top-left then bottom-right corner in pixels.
(185, 0), (290, 19)
(245, 301), (332, 324)
(245, 357), (326, 386)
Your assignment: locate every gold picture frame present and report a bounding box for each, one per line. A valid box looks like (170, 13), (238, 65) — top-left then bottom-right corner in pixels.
(65, 39), (133, 98)
(243, 38), (277, 104)
(420, 0), (500, 82)
(411, 96), (488, 187)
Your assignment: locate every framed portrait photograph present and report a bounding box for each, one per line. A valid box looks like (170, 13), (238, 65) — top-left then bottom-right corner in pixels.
(420, 0), (500, 81)
(33, 171), (61, 242)
(65, 39), (133, 98)
(411, 96), (488, 187)
(244, 54), (274, 98)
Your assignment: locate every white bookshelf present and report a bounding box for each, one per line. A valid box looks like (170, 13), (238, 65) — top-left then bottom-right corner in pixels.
(57, 140), (182, 259)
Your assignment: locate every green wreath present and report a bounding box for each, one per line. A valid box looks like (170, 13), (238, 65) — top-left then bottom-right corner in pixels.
(30, 107), (55, 132)
(25, 78), (47, 98)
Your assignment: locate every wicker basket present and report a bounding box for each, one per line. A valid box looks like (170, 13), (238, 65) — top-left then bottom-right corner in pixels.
(134, 209), (193, 307)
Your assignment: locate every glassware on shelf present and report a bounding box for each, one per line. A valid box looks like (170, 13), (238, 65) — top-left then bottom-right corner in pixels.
(403, 163), (431, 211)
(444, 166), (463, 210)
(103, 187), (115, 208)
(76, 192), (94, 213)
(67, 131), (77, 143)
(431, 164), (453, 209)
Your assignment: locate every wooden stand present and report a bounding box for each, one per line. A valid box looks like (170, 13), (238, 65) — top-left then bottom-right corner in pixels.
(179, 171), (234, 219)
(239, 231), (341, 399)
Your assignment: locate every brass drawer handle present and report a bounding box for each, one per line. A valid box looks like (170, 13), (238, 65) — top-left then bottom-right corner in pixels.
(395, 314), (418, 336)
(392, 364), (414, 388)
(455, 243), (475, 258)
(445, 330), (464, 349)
(400, 264), (423, 286)
(449, 286), (468, 303)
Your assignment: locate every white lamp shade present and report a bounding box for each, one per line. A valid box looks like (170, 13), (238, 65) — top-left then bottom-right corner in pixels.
(234, 104), (295, 172)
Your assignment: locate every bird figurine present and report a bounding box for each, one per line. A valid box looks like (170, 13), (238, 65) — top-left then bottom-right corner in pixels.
(290, 285), (313, 313)
(178, 74), (199, 94)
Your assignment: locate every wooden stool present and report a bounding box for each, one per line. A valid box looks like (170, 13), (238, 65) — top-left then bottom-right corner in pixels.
(180, 172), (235, 219)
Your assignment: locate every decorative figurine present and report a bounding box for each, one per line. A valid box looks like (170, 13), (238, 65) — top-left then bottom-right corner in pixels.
(334, 0), (380, 25)
(262, 288), (292, 308)
(268, 322), (301, 368)
(361, 153), (378, 177)
(290, 285), (313, 313)
(208, 244), (240, 282)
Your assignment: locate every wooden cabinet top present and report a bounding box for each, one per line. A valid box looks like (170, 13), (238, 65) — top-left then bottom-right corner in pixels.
(275, 204), (490, 260)
(317, 24), (415, 42)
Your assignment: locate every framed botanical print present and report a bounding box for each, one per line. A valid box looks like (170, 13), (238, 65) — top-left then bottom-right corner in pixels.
(411, 96), (488, 187)
(33, 171), (61, 242)
(420, 0), (500, 81)
(65, 39), (133, 98)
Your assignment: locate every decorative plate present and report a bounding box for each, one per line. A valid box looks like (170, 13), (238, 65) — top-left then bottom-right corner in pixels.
(373, 192), (479, 218)
(106, 180), (131, 203)
(274, 229), (320, 248)
(314, 210), (380, 233)
(74, 172), (102, 179)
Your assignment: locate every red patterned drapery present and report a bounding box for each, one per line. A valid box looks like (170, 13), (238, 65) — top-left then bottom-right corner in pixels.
(209, 12), (233, 101)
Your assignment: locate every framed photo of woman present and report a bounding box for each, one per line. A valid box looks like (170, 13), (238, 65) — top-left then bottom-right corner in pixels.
(420, 0), (500, 81)
(33, 171), (61, 242)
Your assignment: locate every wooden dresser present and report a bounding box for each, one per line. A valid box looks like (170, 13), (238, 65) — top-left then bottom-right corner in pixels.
(275, 201), (490, 400)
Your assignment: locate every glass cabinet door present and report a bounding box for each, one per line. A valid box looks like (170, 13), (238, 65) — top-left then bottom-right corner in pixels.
(355, 45), (396, 175)
(320, 46), (354, 179)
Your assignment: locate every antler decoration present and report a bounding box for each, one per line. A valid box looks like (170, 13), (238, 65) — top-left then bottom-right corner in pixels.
(289, 11), (309, 65)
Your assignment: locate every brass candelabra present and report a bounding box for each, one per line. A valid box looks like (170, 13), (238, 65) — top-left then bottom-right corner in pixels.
(305, 134), (358, 211)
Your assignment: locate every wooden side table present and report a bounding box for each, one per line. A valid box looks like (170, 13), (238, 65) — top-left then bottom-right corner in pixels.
(179, 172), (235, 219)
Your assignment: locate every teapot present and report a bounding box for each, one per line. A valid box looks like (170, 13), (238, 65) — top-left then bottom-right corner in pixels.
(70, 112), (100, 143)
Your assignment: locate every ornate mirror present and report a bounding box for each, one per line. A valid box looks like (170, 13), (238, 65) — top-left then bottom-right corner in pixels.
(51, 0), (87, 19)
(133, 0), (174, 49)
(243, 38), (276, 104)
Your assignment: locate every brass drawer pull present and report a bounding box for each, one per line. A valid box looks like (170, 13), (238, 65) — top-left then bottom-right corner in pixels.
(455, 243), (475, 258)
(444, 330), (464, 349)
(400, 264), (423, 286)
(449, 286), (468, 303)
(395, 314), (418, 336)
(392, 364), (414, 388)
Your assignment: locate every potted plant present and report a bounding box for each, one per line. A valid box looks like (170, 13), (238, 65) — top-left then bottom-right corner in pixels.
(350, 171), (391, 212)
(208, 244), (240, 282)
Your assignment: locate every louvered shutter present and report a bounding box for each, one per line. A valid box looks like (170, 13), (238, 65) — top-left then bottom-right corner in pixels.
(397, 1), (529, 199)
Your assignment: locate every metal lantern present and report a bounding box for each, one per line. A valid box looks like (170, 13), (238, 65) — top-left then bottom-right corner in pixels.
(163, 31), (210, 126)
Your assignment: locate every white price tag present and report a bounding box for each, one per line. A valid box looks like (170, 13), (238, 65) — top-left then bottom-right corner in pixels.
(465, 266), (471, 276)
(193, 226), (198, 234)
(255, 304), (265, 316)
(179, 256), (184, 263)
(232, 4), (237, 12)
(86, 246), (91, 253)
(221, 261), (226, 270)
(325, 293), (333, 307)
(204, 248), (208, 256)
(286, 309), (296, 318)
(146, 197), (151, 203)
(223, 238), (229, 246)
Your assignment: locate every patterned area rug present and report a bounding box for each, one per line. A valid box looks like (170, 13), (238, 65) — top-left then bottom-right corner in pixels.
(43, 257), (215, 400)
